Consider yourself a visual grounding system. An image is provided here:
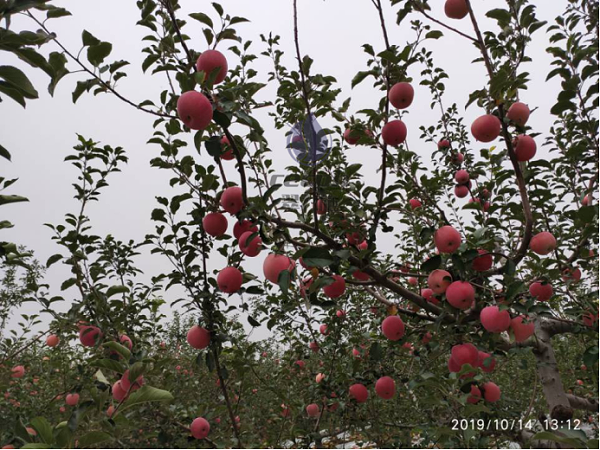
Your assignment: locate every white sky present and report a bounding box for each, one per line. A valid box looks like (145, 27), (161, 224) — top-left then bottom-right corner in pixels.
(2, 1), (567, 339)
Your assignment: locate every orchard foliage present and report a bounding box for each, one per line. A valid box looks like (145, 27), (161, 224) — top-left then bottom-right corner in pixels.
(1, 0), (599, 448)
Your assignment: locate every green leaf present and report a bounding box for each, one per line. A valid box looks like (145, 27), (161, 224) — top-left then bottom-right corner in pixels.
(421, 255), (441, 272)
(102, 342), (131, 360)
(47, 7), (71, 19)
(30, 417), (54, 445)
(0, 194), (28, 205)
(425, 30), (443, 39)
(77, 431), (112, 448)
(120, 386), (174, 411)
(248, 316), (260, 327)
(81, 30), (100, 46)
(46, 254), (63, 267)
(301, 247), (334, 268)
(106, 285), (129, 297)
(91, 359), (127, 374)
(48, 52), (68, 96)
(87, 42), (112, 67)
(0, 143), (11, 161)
(278, 269), (290, 294)
(0, 65), (38, 98)
(189, 12), (213, 28)
(21, 445), (51, 449)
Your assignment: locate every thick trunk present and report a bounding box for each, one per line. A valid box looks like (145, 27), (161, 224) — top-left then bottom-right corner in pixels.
(533, 317), (573, 422)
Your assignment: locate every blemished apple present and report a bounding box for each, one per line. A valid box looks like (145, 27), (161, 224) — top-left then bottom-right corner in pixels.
(513, 135), (537, 161)
(480, 306), (511, 332)
(562, 267), (582, 282)
(529, 281), (553, 301)
(389, 82), (414, 109)
(79, 325), (102, 347)
(507, 101), (530, 126)
(472, 249), (493, 271)
(409, 198), (422, 209)
(381, 120), (407, 146)
(511, 316), (535, 342)
(444, 0), (468, 19)
(381, 315), (405, 341)
(187, 325), (210, 350)
(190, 417), (211, 439)
(233, 220), (258, 240)
(375, 376), (396, 399)
(46, 335), (60, 347)
(427, 269), (452, 294)
(238, 231), (262, 257)
(529, 231), (557, 255)
(65, 393), (79, 406)
(471, 114), (501, 142)
(202, 212), (228, 237)
(349, 383), (369, 403)
(196, 49), (228, 84)
(177, 91), (213, 130)
(446, 281), (475, 310)
(263, 254), (296, 284)
(482, 382), (501, 402)
(434, 225), (462, 253)
(220, 186), (244, 215)
(306, 403), (320, 417)
(217, 267), (243, 294)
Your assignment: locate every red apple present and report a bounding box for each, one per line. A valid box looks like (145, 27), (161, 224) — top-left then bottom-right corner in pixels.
(112, 380), (127, 402)
(233, 220), (258, 240)
(438, 139), (450, 149)
(375, 376), (396, 399)
(220, 136), (234, 160)
(121, 370), (144, 392)
(177, 91), (213, 130)
(119, 335), (133, 350)
(482, 381), (501, 402)
(451, 343), (479, 369)
(238, 231), (262, 257)
(530, 231), (556, 255)
(408, 277), (418, 286)
(336, 310), (346, 318)
(471, 114), (501, 142)
(353, 270), (370, 281)
(454, 170), (469, 184)
(187, 325), (210, 349)
(196, 49), (228, 84)
(389, 82), (414, 109)
(323, 275), (346, 298)
(434, 226), (462, 253)
(319, 324), (328, 336)
(507, 102), (530, 126)
(409, 198), (422, 209)
(427, 269), (452, 294)
(46, 335), (60, 347)
(343, 128), (360, 145)
(79, 325), (102, 347)
(446, 281), (475, 310)
(529, 281), (553, 301)
(480, 306), (511, 332)
(309, 341), (320, 353)
(220, 186), (244, 215)
(65, 393), (79, 406)
(263, 254), (296, 284)
(191, 417), (211, 439)
(472, 250), (493, 271)
(452, 152), (465, 164)
(477, 351), (496, 373)
(562, 267), (582, 283)
(422, 331), (433, 344)
(11, 366), (24, 378)
(349, 383), (368, 403)
(306, 403), (320, 417)
(467, 385), (482, 404)
(511, 316), (535, 342)
(217, 267), (243, 294)
(295, 360), (305, 369)
(454, 185), (469, 198)
(317, 199), (327, 215)
(513, 135), (537, 161)
(381, 315), (405, 341)
(203, 213), (228, 237)
(382, 120), (407, 146)
(444, 0), (468, 19)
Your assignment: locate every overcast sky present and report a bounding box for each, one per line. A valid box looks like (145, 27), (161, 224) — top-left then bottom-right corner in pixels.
(2, 0), (567, 340)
